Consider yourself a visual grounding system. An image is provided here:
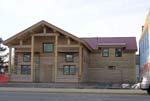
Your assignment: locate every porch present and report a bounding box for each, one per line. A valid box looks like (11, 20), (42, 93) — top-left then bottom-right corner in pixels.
(8, 33), (83, 83)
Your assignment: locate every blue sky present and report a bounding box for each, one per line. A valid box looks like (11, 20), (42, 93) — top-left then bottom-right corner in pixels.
(0, 0), (150, 41)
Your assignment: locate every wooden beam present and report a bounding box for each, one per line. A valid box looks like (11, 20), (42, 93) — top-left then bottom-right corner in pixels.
(54, 34), (58, 82)
(31, 35), (34, 82)
(33, 33), (56, 37)
(8, 47), (12, 74)
(79, 45), (83, 81)
(57, 49), (79, 52)
(11, 45), (31, 48)
(57, 45), (80, 48)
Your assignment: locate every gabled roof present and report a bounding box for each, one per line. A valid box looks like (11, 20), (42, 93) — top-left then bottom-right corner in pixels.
(81, 37), (137, 51)
(3, 20), (92, 51)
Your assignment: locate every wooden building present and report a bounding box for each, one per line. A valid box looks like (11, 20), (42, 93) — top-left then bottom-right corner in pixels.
(3, 20), (137, 83)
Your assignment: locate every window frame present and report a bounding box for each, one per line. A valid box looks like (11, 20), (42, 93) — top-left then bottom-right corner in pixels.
(102, 48), (109, 57)
(21, 65), (31, 75)
(69, 65), (76, 75)
(115, 48), (122, 57)
(63, 65), (70, 75)
(63, 65), (76, 75)
(65, 53), (74, 62)
(43, 42), (54, 53)
(23, 52), (31, 62)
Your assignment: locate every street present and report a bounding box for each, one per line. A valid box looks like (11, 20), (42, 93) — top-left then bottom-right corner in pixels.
(0, 92), (149, 101)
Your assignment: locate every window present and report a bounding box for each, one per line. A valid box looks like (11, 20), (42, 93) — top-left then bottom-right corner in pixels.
(65, 53), (74, 62)
(23, 53), (31, 62)
(63, 65), (76, 75)
(21, 65), (31, 74)
(102, 48), (109, 57)
(115, 48), (122, 57)
(43, 43), (54, 52)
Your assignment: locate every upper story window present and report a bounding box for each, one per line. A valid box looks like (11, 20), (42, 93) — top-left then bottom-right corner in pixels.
(115, 48), (122, 57)
(102, 48), (109, 57)
(65, 53), (74, 62)
(23, 53), (31, 62)
(43, 43), (54, 52)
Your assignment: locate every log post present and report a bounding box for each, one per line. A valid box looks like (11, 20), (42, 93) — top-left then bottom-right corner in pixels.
(43, 26), (46, 34)
(79, 44), (83, 81)
(67, 38), (70, 45)
(31, 35), (34, 82)
(8, 47), (12, 74)
(54, 33), (58, 82)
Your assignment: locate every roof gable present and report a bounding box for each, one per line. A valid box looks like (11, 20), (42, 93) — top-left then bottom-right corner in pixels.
(3, 20), (92, 51)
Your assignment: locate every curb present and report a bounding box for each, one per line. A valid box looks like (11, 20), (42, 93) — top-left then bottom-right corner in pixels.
(0, 88), (147, 95)
(0, 90), (147, 95)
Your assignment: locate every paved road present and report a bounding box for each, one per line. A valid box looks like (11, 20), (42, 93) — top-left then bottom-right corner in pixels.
(0, 92), (150, 101)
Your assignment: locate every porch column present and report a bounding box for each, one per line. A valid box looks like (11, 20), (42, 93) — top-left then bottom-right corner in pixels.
(67, 37), (70, 45)
(54, 33), (58, 82)
(13, 48), (16, 73)
(79, 44), (83, 81)
(31, 35), (35, 82)
(43, 26), (46, 34)
(8, 47), (12, 74)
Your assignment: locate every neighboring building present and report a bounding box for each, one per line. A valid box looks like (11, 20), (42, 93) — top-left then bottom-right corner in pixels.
(3, 20), (137, 83)
(139, 11), (150, 77)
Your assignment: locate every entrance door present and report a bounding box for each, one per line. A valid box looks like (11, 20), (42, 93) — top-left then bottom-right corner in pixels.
(42, 64), (52, 83)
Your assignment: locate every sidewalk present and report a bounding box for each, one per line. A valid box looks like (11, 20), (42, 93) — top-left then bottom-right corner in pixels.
(0, 87), (147, 95)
